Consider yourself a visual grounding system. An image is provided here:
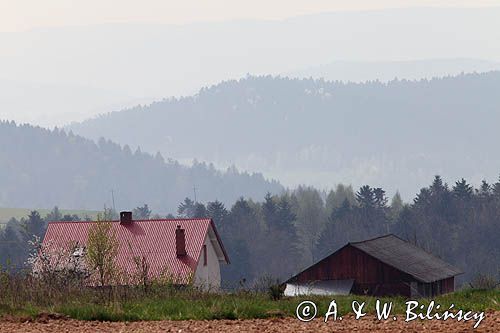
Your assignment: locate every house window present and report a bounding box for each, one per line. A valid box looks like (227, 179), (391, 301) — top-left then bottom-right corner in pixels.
(203, 245), (207, 266)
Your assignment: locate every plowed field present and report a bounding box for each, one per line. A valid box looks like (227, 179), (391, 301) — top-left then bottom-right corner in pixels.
(1, 311), (498, 333)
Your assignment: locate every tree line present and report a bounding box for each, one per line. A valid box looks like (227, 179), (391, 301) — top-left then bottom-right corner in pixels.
(1, 176), (498, 286)
(177, 177), (499, 286)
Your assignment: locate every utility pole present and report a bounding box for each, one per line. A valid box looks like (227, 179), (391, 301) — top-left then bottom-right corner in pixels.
(193, 185), (197, 203)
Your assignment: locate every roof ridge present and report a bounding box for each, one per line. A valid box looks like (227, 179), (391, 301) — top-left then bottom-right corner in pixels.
(47, 218), (212, 224)
(349, 233), (395, 245)
(350, 234), (462, 282)
(366, 233), (460, 268)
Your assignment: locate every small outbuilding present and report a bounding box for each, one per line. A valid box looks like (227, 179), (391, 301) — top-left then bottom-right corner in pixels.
(284, 234), (462, 297)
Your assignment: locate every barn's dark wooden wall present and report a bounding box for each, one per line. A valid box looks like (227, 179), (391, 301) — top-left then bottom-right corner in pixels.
(291, 245), (454, 297)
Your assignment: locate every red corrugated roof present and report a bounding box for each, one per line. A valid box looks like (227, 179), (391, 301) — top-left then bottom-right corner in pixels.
(42, 218), (228, 285)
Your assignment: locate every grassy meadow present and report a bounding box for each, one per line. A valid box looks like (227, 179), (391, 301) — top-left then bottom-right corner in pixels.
(0, 207), (99, 226)
(0, 288), (498, 322)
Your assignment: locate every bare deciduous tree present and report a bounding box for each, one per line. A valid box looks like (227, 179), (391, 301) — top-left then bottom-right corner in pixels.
(86, 212), (118, 287)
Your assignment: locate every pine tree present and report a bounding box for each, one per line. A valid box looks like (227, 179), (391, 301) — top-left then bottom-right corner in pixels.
(133, 204), (152, 220)
(356, 185), (376, 209)
(0, 220), (24, 269)
(430, 175), (447, 196)
(22, 210), (46, 241)
(262, 193), (278, 228)
(373, 187), (388, 209)
(453, 178), (473, 200)
(477, 180), (492, 201)
(207, 200), (229, 231)
(193, 202), (208, 218)
(177, 198), (195, 218)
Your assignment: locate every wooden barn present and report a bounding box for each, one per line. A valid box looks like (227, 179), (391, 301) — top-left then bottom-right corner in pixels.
(284, 234), (462, 297)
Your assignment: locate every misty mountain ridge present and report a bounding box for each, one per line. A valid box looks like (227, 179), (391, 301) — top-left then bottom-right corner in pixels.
(69, 71), (500, 200)
(2, 6), (500, 126)
(0, 121), (282, 213)
(0, 78), (157, 126)
(287, 58), (500, 83)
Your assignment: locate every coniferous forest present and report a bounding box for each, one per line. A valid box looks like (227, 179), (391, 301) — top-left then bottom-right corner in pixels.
(1, 176), (498, 287)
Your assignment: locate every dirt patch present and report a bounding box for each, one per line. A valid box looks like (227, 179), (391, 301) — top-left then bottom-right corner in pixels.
(0, 312), (498, 332)
(1, 312), (68, 324)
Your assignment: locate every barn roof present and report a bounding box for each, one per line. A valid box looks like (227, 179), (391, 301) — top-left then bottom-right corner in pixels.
(350, 234), (462, 283)
(42, 218), (229, 284)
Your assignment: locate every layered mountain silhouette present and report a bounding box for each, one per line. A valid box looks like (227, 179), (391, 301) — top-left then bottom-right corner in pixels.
(69, 71), (500, 198)
(0, 121), (282, 213)
(2, 7), (500, 126)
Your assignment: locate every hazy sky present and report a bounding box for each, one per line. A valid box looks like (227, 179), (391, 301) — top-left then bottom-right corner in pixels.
(1, 0), (500, 32)
(1, 1), (500, 127)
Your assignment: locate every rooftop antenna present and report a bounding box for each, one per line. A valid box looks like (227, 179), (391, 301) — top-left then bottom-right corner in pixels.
(111, 189), (116, 213)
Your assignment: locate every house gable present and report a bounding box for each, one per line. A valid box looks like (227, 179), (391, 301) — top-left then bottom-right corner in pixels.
(42, 218), (228, 286)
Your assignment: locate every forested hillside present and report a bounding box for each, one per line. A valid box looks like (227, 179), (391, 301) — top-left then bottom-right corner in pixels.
(0, 121), (282, 212)
(69, 71), (500, 198)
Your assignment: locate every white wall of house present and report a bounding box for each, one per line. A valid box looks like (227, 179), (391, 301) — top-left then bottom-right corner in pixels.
(193, 227), (223, 291)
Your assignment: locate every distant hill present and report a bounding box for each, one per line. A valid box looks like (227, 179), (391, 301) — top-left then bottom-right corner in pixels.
(0, 121), (282, 213)
(2, 7), (500, 126)
(69, 71), (500, 199)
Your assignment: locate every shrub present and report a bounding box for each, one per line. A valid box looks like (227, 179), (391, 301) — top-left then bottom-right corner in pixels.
(268, 283), (285, 301)
(469, 273), (499, 290)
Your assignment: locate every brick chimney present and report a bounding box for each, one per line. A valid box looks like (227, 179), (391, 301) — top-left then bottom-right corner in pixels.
(120, 211), (133, 225)
(176, 225), (187, 257)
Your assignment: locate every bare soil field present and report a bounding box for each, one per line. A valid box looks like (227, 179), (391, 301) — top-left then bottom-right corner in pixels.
(1, 312), (499, 333)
